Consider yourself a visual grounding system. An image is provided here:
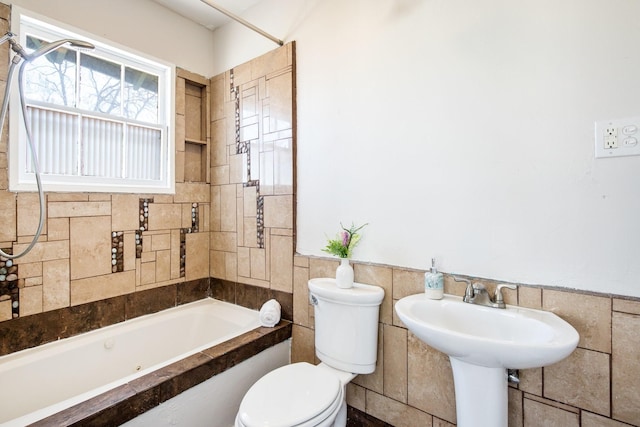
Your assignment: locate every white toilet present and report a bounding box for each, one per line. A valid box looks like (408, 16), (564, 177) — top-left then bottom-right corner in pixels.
(235, 277), (385, 427)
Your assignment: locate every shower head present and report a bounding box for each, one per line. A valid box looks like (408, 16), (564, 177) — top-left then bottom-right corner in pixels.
(8, 38), (94, 62)
(25, 38), (95, 61)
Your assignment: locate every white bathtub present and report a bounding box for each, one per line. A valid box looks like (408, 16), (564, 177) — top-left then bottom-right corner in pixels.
(0, 298), (290, 426)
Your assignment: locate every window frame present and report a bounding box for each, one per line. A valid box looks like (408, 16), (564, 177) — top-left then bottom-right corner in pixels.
(9, 7), (176, 194)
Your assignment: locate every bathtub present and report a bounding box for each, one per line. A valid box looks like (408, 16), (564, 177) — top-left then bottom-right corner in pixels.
(0, 298), (291, 426)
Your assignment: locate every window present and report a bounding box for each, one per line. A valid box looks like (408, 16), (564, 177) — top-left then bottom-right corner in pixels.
(9, 9), (175, 193)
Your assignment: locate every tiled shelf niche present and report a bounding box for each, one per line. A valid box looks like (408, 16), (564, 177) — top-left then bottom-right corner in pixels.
(176, 68), (210, 183)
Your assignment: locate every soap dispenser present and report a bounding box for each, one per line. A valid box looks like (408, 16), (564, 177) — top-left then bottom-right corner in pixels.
(424, 258), (444, 299)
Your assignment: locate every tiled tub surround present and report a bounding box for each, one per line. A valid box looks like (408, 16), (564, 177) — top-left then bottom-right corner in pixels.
(0, 280), (292, 426)
(292, 256), (640, 427)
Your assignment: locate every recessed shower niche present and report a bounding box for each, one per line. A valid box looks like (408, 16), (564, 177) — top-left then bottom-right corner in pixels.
(176, 68), (210, 183)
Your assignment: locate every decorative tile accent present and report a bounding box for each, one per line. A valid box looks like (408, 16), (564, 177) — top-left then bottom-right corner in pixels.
(138, 198), (153, 232)
(111, 232), (124, 273)
(0, 251), (18, 319)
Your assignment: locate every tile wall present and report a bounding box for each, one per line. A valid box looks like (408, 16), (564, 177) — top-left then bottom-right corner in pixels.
(291, 257), (640, 427)
(0, 4), (211, 323)
(208, 43), (296, 296)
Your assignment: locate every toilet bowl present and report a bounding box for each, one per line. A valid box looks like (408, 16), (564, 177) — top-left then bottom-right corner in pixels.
(235, 278), (384, 427)
(235, 362), (355, 427)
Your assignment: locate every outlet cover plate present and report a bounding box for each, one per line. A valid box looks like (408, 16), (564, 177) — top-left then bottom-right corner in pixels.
(595, 117), (640, 158)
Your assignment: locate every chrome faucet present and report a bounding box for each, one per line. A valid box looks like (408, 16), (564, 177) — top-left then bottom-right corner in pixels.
(453, 276), (516, 309)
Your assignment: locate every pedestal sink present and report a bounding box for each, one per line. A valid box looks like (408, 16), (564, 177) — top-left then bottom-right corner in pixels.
(395, 293), (579, 427)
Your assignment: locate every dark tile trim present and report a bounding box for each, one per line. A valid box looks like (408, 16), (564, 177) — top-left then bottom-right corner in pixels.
(347, 406), (393, 427)
(210, 278), (293, 321)
(29, 321), (292, 426)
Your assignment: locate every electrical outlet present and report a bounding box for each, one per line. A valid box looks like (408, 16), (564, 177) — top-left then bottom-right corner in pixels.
(595, 117), (640, 158)
(604, 127), (618, 149)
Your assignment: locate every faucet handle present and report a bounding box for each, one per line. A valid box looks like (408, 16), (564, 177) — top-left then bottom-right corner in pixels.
(452, 275), (471, 286)
(494, 284), (517, 305)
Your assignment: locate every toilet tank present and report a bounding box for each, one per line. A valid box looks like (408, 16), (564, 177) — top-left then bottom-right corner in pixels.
(308, 278), (384, 374)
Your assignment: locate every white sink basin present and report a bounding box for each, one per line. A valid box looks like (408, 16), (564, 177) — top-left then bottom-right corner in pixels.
(395, 293), (579, 369)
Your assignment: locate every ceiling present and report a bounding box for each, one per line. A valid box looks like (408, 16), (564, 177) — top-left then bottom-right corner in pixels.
(151, 0), (264, 31)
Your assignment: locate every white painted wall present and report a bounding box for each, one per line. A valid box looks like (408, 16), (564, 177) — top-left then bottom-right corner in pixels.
(7, 0), (214, 76)
(211, 0), (640, 297)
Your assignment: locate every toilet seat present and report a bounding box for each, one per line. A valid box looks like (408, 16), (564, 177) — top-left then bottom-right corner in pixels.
(236, 362), (343, 427)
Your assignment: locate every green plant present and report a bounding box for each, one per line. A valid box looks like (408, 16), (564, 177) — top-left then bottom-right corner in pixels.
(322, 222), (368, 258)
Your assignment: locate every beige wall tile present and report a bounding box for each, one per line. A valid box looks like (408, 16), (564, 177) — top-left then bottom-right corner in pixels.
(48, 218), (69, 241)
(70, 216), (111, 280)
(220, 184), (237, 232)
(174, 182), (210, 203)
(270, 234), (293, 292)
(346, 383), (366, 413)
(237, 247), (251, 278)
(250, 247), (266, 280)
(544, 348), (610, 416)
(509, 388), (524, 427)
(408, 333), (456, 424)
(355, 263), (393, 325)
(612, 311), (640, 425)
(12, 240), (69, 264)
(393, 268), (423, 299)
(71, 271), (135, 305)
(383, 324), (408, 403)
(211, 165), (230, 185)
(224, 252), (238, 281)
(582, 411), (633, 427)
(111, 194), (139, 231)
(518, 286), (542, 309)
(210, 231), (237, 252)
(433, 418), (456, 427)
(291, 324), (315, 364)
(523, 397), (579, 427)
(19, 285), (42, 316)
(19, 262), (42, 278)
(366, 390), (433, 427)
(49, 201), (110, 218)
(175, 150), (185, 183)
(309, 257), (338, 279)
(42, 259), (69, 311)
(211, 119), (227, 166)
(17, 193), (45, 237)
(263, 195), (293, 229)
(293, 265), (310, 327)
(210, 186), (221, 232)
(170, 230), (182, 279)
(243, 217), (257, 248)
(229, 153), (247, 184)
(294, 255), (309, 268)
(140, 261), (156, 285)
(543, 290), (611, 353)
(519, 367), (543, 396)
(243, 186), (257, 217)
(0, 190), (16, 242)
(147, 204), (183, 230)
(155, 250), (171, 282)
(612, 298), (640, 315)
(0, 299), (11, 321)
(210, 250), (225, 279)
(151, 233), (171, 251)
(186, 232), (209, 280)
(124, 232), (137, 272)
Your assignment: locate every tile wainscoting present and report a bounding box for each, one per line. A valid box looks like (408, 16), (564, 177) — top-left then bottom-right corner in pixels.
(292, 255), (640, 427)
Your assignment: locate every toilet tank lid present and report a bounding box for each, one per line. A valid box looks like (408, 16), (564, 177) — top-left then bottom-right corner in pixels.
(308, 278), (384, 305)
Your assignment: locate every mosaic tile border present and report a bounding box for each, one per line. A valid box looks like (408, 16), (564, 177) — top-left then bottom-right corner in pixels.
(111, 232), (124, 273)
(231, 68), (265, 249)
(0, 251), (18, 319)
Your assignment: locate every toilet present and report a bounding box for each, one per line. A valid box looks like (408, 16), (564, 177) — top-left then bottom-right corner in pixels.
(235, 277), (385, 427)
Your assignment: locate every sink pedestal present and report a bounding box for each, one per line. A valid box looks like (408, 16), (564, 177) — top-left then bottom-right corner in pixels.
(450, 358), (508, 427)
